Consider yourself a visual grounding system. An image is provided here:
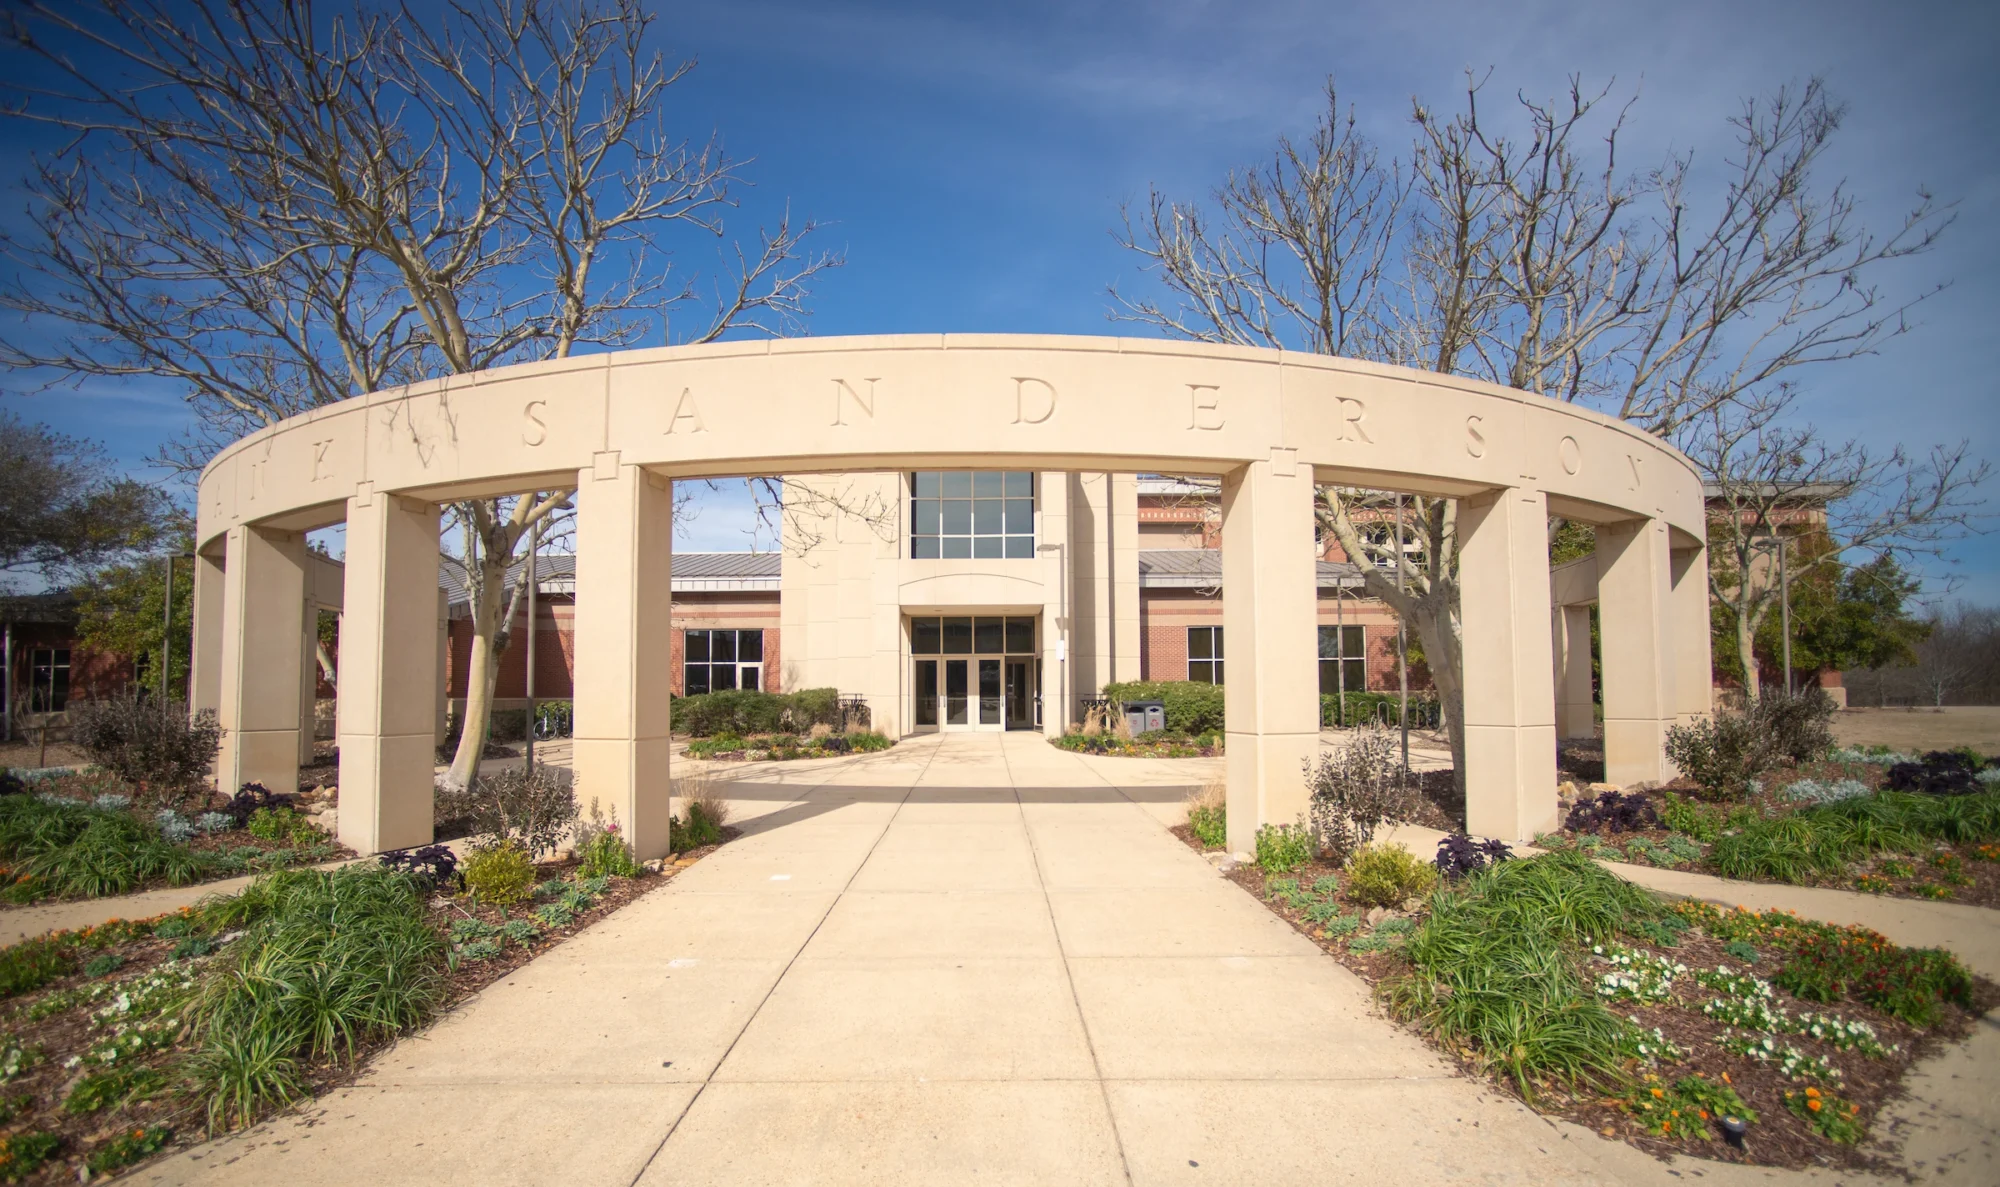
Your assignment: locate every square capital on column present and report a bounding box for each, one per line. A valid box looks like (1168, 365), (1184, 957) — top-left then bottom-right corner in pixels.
(591, 450), (622, 482)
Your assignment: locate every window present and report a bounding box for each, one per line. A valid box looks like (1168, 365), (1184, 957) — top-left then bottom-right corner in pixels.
(1318, 625), (1366, 695)
(1187, 626), (1223, 684)
(683, 629), (762, 695)
(910, 471), (1034, 559)
(29, 648), (71, 713)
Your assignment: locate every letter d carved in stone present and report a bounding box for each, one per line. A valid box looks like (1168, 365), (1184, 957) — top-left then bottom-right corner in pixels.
(1011, 377), (1057, 424)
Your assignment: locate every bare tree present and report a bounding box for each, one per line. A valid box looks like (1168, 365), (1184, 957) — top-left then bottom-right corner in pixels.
(1111, 73), (1961, 793)
(1, 0), (841, 790)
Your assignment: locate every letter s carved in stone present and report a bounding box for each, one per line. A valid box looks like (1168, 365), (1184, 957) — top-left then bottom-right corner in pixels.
(1465, 415), (1486, 458)
(522, 400), (548, 446)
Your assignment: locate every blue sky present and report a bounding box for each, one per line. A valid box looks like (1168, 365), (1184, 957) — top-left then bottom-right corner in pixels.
(4, 0), (1995, 595)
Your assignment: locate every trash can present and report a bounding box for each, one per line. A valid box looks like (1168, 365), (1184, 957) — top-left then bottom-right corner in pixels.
(1123, 699), (1166, 735)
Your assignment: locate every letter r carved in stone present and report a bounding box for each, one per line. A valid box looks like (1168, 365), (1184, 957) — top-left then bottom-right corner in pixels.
(1187, 384), (1224, 430)
(1337, 397), (1373, 444)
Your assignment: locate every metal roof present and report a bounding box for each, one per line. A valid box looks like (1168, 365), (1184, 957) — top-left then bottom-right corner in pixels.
(442, 551), (781, 610)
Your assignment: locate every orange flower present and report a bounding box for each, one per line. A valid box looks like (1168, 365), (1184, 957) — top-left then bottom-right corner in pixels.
(1807, 1099), (1822, 1113)
(1721, 1072), (1731, 1084)
(1699, 1110), (1710, 1120)
(1805, 1088), (1820, 1098)
(1651, 1088), (1664, 1099)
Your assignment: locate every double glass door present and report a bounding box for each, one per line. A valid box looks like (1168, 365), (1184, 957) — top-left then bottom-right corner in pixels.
(911, 615), (1039, 731)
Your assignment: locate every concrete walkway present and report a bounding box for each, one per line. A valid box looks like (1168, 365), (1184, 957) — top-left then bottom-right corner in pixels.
(118, 734), (1995, 1185)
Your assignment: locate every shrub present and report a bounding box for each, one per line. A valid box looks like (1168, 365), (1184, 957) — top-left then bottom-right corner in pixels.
(573, 799), (640, 879)
(1185, 782), (1226, 849)
(1564, 790), (1659, 834)
(672, 688), (844, 737)
(0, 938), (75, 999)
(1253, 821), (1314, 873)
(247, 806), (322, 846)
(1102, 680), (1225, 735)
(1750, 688), (1837, 764)
(1305, 724), (1418, 864)
(460, 840), (535, 906)
(85, 1125), (172, 1174)
(187, 867), (447, 1130)
(670, 775), (731, 852)
(1344, 843), (1438, 907)
(83, 952), (126, 978)
(1319, 691), (1441, 729)
(1387, 853), (1654, 1092)
(1434, 834), (1511, 880)
(377, 844), (459, 891)
(67, 693), (224, 799)
(1664, 709), (1769, 799)
(216, 782), (297, 831)
(1885, 750), (1990, 796)
(65, 1066), (167, 1114)
(435, 765), (576, 856)
(0, 1132), (63, 1180)
(0, 795), (211, 900)
(1624, 1073), (1754, 1139)
(1775, 931), (1972, 1027)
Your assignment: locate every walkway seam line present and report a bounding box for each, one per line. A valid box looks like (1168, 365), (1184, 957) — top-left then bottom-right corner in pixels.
(623, 741), (936, 1186)
(1006, 739), (1138, 1187)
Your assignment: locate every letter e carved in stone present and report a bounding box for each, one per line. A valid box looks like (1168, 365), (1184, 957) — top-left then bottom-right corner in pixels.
(1186, 384), (1224, 431)
(664, 388), (706, 435)
(1011, 377), (1057, 424)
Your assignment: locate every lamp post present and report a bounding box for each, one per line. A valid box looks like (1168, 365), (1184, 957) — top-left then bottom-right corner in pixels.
(1754, 533), (1794, 697)
(161, 551), (195, 704)
(523, 521), (539, 776)
(1395, 493), (1409, 771)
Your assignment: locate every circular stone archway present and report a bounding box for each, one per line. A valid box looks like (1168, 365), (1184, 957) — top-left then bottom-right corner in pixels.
(192, 334), (1710, 858)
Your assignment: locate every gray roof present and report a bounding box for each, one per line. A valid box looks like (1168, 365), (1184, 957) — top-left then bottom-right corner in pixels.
(1139, 549), (1365, 591)
(442, 551), (781, 609)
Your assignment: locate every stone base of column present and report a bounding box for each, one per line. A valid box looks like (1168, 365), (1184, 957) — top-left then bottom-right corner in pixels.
(1225, 731), (1318, 855)
(573, 737), (674, 860)
(1605, 719), (1672, 789)
(1465, 725), (1559, 841)
(338, 734), (436, 855)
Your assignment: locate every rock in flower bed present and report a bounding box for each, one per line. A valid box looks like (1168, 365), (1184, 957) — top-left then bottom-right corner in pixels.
(0, 774), (352, 906)
(0, 830), (729, 1183)
(1176, 828), (1996, 1171)
(684, 729), (893, 762)
(1534, 753), (2000, 908)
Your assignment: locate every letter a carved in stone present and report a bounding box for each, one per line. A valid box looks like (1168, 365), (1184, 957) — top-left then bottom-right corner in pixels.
(665, 388), (706, 434)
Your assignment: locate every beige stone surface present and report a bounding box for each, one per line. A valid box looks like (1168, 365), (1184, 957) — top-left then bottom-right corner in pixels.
(133, 734), (2000, 1186)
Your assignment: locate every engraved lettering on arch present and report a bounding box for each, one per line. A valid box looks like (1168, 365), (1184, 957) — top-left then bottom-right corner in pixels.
(1186, 383), (1224, 431)
(311, 439), (334, 480)
(1011, 377), (1056, 424)
(1626, 452), (1643, 491)
(1337, 397), (1372, 444)
(664, 387), (706, 434)
(831, 377), (878, 426)
(1558, 436), (1582, 476)
(522, 401), (549, 446)
(1465, 415), (1486, 458)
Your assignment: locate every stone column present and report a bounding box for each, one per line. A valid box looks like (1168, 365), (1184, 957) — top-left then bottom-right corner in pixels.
(1110, 473), (1141, 684)
(297, 601), (320, 768)
(216, 525), (309, 795)
(1039, 471), (1071, 737)
(1458, 487), (1558, 841)
(1669, 544), (1713, 728)
(1556, 604), (1596, 739)
(571, 459), (675, 860)
(435, 590), (451, 747)
(337, 490), (441, 856)
(1219, 455), (1318, 855)
(1597, 517), (1676, 786)
(189, 548), (227, 721)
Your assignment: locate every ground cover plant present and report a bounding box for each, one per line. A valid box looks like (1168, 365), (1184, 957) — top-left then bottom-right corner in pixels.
(683, 727), (893, 761)
(0, 817), (735, 1182)
(1171, 827), (1999, 1171)
(1537, 735), (2000, 906)
(1051, 727), (1222, 758)
(0, 775), (347, 905)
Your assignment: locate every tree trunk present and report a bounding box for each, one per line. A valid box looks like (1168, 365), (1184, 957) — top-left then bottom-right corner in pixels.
(1735, 606), (1761, 701)
(1405, 593), (1466, 800)
(444, 547), (520, 791)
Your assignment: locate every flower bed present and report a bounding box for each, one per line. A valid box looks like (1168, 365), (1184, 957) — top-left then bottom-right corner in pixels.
(1176, 831), (1997, 1170)
(1052, 730), (1222, 758)
(683, 730), (893, 762)
(0, 832), (729, 1183)
(1535, 750), (2000, 908)
(0, 775), (353, 906)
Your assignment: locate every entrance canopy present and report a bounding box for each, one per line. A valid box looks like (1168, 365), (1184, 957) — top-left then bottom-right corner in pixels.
(191, 335), (1709, 859)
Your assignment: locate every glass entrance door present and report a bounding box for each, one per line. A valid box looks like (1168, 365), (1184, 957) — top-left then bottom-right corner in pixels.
(943, 659), (969, 725)
(1004, 659), (1033, 730)
(978, 659), (1001, 725)
(910, 615), (1038, 732)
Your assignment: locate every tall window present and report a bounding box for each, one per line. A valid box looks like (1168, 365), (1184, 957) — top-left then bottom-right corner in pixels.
(1318, 625), (1365, 695)
(1187, 626), (1223, 684)
(684, 629), (762, 695)
(910, 471), (1034, 559)
(29, 648), (71, 712)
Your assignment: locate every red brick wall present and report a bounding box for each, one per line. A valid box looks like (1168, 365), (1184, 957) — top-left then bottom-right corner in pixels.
(1135, 589), (1428, 692)
(445, 592), (782, 699)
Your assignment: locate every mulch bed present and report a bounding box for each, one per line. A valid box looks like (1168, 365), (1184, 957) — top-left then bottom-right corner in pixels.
(0, 833), (732, 1183)
(1169, 824), (1999, 1173)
